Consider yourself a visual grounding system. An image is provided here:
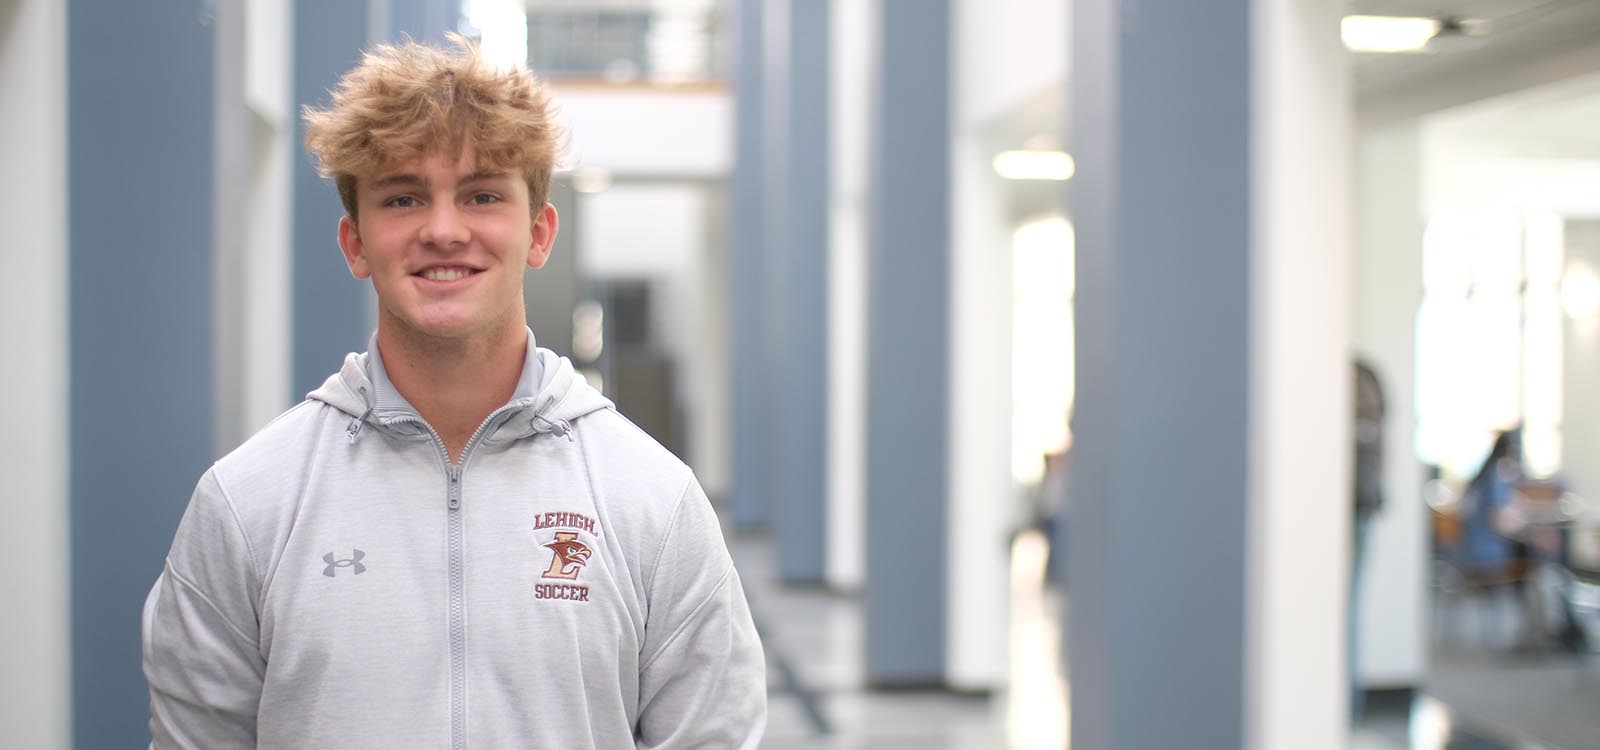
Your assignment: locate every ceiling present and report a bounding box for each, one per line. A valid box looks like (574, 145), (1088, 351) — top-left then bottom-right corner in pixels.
(1348, 0), (1555, 89)
(1353, 0), (1600, 124)
(1426, 69), (1600, 161)
(979, 1), (1600, 219)
(1353, 0), (1600, 166)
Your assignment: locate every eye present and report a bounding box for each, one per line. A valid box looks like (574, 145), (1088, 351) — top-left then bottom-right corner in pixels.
(385, 195), (418, 209)
(469, 192), (501, 206)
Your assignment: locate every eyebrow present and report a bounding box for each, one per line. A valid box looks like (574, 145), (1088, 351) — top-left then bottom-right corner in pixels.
(459, 169), (513, 185)
(368, 169), (514, 191)
(370, 173), (427, 191)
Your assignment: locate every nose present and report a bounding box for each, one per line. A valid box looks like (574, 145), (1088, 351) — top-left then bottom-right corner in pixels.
(419, 202), (469, 248)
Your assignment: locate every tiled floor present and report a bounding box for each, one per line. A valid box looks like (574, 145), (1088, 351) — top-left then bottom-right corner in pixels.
(734, 529), (1594, 749)
(739, 533), (1023, 749)
(738, 530), (1092, 749)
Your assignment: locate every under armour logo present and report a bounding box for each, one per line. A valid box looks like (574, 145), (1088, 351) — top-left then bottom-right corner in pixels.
(323, 549), (367, 577)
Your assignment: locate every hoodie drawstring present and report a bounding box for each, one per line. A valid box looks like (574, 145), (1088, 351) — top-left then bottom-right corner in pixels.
(532, 415), (575, 442)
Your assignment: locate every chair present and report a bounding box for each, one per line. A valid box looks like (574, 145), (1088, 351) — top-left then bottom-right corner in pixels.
(1430, 479), (1534, 650)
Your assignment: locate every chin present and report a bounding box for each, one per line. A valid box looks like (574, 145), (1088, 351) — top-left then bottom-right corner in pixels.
(383, 311), (472, 341)
(399, 311), (520, 343)
(415, 321), (485, 341)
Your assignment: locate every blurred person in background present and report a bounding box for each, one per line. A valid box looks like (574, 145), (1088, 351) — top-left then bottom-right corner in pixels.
(1456, 429), (1525, 583)
(141, 35), (765, 749)
(1350, 358), (1386, 721)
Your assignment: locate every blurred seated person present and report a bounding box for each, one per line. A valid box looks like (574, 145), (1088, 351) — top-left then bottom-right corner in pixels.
(1447, 428), (1586, 649)
(1452, 429), (1528, 582)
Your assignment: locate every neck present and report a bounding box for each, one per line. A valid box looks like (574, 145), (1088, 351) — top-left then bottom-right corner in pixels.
(376, 318), (528, 462)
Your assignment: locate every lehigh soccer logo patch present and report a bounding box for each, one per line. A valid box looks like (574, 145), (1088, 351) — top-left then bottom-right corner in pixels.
(534, 511), (599, 603)
(542, 532), (592, 580)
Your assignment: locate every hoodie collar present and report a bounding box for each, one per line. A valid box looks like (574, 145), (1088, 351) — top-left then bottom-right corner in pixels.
(307, 328), (613, 445)
(365, 330), (544, 424)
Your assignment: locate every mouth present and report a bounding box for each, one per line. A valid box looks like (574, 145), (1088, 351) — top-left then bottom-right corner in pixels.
(414, 265), (481, 282)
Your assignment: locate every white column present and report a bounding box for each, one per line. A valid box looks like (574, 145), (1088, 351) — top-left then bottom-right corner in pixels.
(944, 0), (1059, 691)
(1566, 220), (1600, 505)
(215, 0), (295, 451)
(1353, 124), (1428, 690)
(826, 0), (872, 591)
(1246, 0), (1353, 746)
(243, 0), (295, 432)
(0, 1), (70, 746)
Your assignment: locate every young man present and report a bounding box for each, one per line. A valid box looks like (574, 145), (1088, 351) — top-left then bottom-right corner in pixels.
(142, 37), (766, 749)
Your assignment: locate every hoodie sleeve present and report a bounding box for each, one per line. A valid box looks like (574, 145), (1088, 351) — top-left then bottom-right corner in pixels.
(635, 477), (767, 749)
(142, 468), (265, 749)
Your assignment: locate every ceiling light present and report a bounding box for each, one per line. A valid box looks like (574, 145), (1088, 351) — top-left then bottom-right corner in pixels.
(993, 150), (1074, 181)
(1341, 15), (1440, 54)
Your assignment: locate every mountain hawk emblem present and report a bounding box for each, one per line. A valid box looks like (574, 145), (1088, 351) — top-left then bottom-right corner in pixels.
(542, 532), (592, 580)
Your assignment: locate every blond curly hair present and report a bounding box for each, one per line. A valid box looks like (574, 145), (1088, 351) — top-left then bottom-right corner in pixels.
(303, 34), (563, 218)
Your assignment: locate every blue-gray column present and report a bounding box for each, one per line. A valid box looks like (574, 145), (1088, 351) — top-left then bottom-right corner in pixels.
(293, 1), (453, 396)
(293, 0), (374, 397)
(1066, 1), (1250, 747)
(524, 178), (580, 357)
(773, 0), (829, 583)
(68, 1), (215, 745)
(730, 0), (771, 529)
(387, 0), (453, 44)
(864, 0), (950, 685)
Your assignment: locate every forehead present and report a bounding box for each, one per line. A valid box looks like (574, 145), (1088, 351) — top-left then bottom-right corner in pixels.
(359, 154), (527, 197)
(369, 147), (514, 179)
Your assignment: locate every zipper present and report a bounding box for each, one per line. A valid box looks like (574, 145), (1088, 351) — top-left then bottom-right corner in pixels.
(447, 463), (465, 750)
(382, 401), (529, 750)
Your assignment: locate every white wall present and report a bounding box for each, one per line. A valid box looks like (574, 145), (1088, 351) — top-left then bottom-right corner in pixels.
(1354, 125), (1429, 688)
(1564, 221), (1600, 539)
(580, 184), (728, 495)
(0, 0), (71, 746)
(552, 85), (733, 497)
(694, 186), (731, 501)
(554, 87), (732, 176)
(954, 0), (1067, 124)
(940, 0), (1065, 692)
(1425, 154), (1600, 218)
(1246, 0), (1351, 746)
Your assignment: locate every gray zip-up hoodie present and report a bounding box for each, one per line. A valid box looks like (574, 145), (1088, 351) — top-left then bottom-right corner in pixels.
(142, 335), (765, 749)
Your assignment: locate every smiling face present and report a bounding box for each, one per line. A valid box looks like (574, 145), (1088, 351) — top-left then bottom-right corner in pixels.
(337, 142), (558, 348)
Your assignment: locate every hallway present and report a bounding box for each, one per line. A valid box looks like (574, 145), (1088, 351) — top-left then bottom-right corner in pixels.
(735, 531), (1584, 749)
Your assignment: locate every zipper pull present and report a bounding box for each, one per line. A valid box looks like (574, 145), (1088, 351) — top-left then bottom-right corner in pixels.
(448, 465), (461, 510)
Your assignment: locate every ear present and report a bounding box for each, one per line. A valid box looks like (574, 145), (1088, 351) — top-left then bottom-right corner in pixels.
(527, 203), (559, 270)
(337, 215), (372, 279)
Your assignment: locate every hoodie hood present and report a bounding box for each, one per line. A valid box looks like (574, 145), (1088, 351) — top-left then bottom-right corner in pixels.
(307, 329), (614, 445)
